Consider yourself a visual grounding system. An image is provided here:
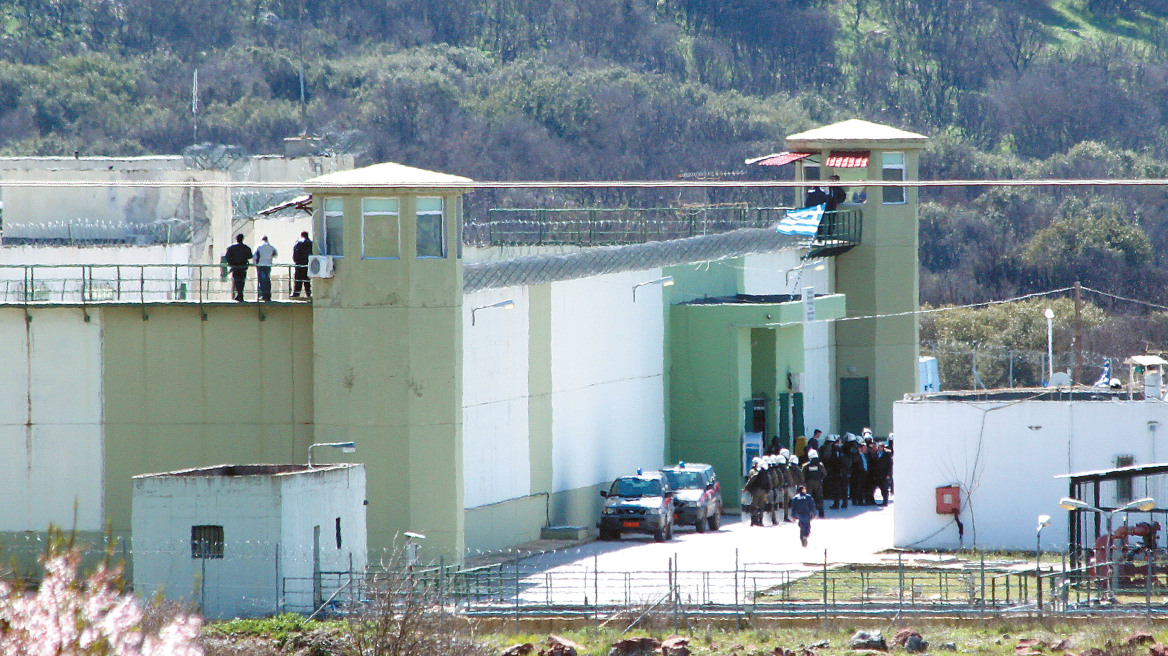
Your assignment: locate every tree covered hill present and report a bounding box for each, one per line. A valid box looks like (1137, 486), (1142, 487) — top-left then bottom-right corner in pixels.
(5, 0), (1168, 338)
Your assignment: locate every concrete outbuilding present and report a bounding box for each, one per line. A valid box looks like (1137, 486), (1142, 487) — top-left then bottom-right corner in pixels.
(131, 463), (367, 619)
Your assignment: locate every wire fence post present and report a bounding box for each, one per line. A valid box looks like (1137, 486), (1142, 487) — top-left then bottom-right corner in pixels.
(898, 551), (904, 614)
(594, 554), (600, 630)
(979, 552), (986, 619)
(734, 548), (740, 628)
(822, 549), (828, 620)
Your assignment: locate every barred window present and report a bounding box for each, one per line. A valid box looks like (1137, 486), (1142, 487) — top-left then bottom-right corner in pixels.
(191, 525), (224, 559)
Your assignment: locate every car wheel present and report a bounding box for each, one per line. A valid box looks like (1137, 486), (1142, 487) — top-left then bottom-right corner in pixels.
(600, 527), (619, 541)
(695, 513), (708, 533)
(708, 511), (721, 531)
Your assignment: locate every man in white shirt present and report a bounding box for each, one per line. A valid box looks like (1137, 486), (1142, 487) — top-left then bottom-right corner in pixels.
(253, 236), (278, 302)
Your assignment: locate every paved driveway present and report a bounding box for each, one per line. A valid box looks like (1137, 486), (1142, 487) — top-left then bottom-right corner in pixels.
(506, 504), (893, 605)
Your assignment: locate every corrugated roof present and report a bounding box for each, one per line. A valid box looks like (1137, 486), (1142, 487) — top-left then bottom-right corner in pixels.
(786, 119), (928, 143)
(307, 161), (473, 188)
(825, 151), (869, 168)
(745, 152), (811, 167)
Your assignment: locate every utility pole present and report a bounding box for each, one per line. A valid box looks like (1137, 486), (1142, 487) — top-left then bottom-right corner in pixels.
(1074, 281), (1082, 386)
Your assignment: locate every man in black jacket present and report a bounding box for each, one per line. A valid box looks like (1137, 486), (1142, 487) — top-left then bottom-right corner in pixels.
(292, 231), (313, 299)
(224, 234), (253, 302)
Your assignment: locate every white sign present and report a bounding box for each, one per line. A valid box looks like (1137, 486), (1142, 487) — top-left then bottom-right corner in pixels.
(802, 286), (815, 322)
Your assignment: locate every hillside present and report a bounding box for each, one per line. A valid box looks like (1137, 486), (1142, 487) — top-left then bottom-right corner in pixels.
(5, 0), (1168, 357)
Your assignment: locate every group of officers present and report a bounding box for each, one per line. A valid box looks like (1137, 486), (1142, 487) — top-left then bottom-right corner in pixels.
(743, 428), (893, 527)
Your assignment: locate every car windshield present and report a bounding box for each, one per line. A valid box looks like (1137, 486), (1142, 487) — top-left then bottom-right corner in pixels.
(612, 478), (663, 497)
(664, 471), (704, 489)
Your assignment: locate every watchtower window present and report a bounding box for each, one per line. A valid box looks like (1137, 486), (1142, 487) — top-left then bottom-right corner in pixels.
(362, 197), (400, 259)
(882, 152), (905, 205)
(416, 197), (446, 258)
(321, 197), (344, 256)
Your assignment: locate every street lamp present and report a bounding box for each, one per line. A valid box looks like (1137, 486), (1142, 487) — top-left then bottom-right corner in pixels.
(1036, 514), (1051, 614)
(1059, 496), (1156, 598)
(308, 441), (356, 467)
(632, 276), (674, 302)
(1044, 308), (1055, 383)
(471, 299), (515, 325)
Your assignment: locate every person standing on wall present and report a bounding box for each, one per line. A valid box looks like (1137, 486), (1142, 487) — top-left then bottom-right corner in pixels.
(254, 235), (277, 302)
(292, 231), (313, 299)
(224, 234), (253, 302)
(790, 485), (816, 547)
(825, 174), (847, 212)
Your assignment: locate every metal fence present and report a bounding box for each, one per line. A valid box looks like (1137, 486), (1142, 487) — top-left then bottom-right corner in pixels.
(13, 538), (1168, 619)
(464, 206), (789, 247)
(0, 263), (305, 305)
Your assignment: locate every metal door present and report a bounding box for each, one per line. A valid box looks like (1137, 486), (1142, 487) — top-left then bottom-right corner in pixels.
(839, 377), (869, 435)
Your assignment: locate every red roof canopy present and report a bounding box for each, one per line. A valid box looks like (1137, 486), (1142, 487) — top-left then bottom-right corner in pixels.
(751, 152), (811, 167)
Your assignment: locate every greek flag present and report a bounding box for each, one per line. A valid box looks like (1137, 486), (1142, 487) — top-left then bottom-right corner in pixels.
(777, 204), (825, 236)
(1093, 359), (1112, 387)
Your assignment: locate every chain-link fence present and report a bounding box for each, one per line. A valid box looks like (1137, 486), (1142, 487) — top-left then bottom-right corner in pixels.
(923, 341), (1124, 390)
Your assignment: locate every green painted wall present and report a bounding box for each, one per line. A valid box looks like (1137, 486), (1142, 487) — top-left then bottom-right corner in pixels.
(549, 483), (610, 528)
(527, 284), (553, 499)
(465, 494), (546, 553)
(833, 150), (921, 436)
(661, 258), (743, 463)
(101, 304), (314, 546)
(669, 295), (845, 509)
(308, 187), (467, 560)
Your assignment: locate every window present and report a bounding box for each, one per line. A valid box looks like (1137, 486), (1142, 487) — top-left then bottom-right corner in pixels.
(882, 152), (905, 204)
(191, 525), (224, 559)
(321, 197), (344, 256)
(416, 197), (446, 258)
(1116, 454), (1135, 502)
(803, 165), (820, 205)
(362, 197), (399, 259)
(335, 517), (342, 549)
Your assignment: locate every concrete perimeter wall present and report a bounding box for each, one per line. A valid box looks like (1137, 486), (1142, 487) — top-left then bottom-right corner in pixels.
(0, 303), (314, 557)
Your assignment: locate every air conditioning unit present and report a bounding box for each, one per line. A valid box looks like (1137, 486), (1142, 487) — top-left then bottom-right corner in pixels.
(308, 255), (335, 278)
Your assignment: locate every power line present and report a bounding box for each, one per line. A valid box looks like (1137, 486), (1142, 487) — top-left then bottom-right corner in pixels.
(2, 177), (1168, 189)
(776, 286), (1077, 328)
(1080, 286), (1168, 313)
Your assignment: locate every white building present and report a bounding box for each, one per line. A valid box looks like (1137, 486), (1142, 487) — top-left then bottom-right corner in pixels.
(131, 463), (367, 619)
(894, 392), (1168, 552)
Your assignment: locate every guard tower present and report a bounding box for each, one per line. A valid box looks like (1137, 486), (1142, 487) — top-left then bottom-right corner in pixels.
(305, 163), (472, 559)
(785, 119), (928, 436)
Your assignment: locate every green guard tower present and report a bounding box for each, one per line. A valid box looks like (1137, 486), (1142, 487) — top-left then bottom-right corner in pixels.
(305, 163), (472, 560)
(786, 119), (928, 437)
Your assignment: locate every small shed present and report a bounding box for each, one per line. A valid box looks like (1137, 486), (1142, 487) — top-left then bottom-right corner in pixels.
(131, 463), (367, 619)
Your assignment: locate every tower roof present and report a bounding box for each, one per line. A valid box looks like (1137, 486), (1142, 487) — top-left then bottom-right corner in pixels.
(307, 161), (473, 189)
(785, 119), (928, 151)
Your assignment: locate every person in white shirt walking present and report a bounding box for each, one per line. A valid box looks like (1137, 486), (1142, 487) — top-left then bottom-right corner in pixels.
(253, 236), (278, 302)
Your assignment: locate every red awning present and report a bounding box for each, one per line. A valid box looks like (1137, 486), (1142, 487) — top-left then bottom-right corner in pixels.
(825, 151), (869, 168)
(748, 152), (812, 167)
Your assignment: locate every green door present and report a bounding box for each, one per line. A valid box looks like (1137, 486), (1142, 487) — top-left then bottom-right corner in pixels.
(839, 377), (869, 435)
